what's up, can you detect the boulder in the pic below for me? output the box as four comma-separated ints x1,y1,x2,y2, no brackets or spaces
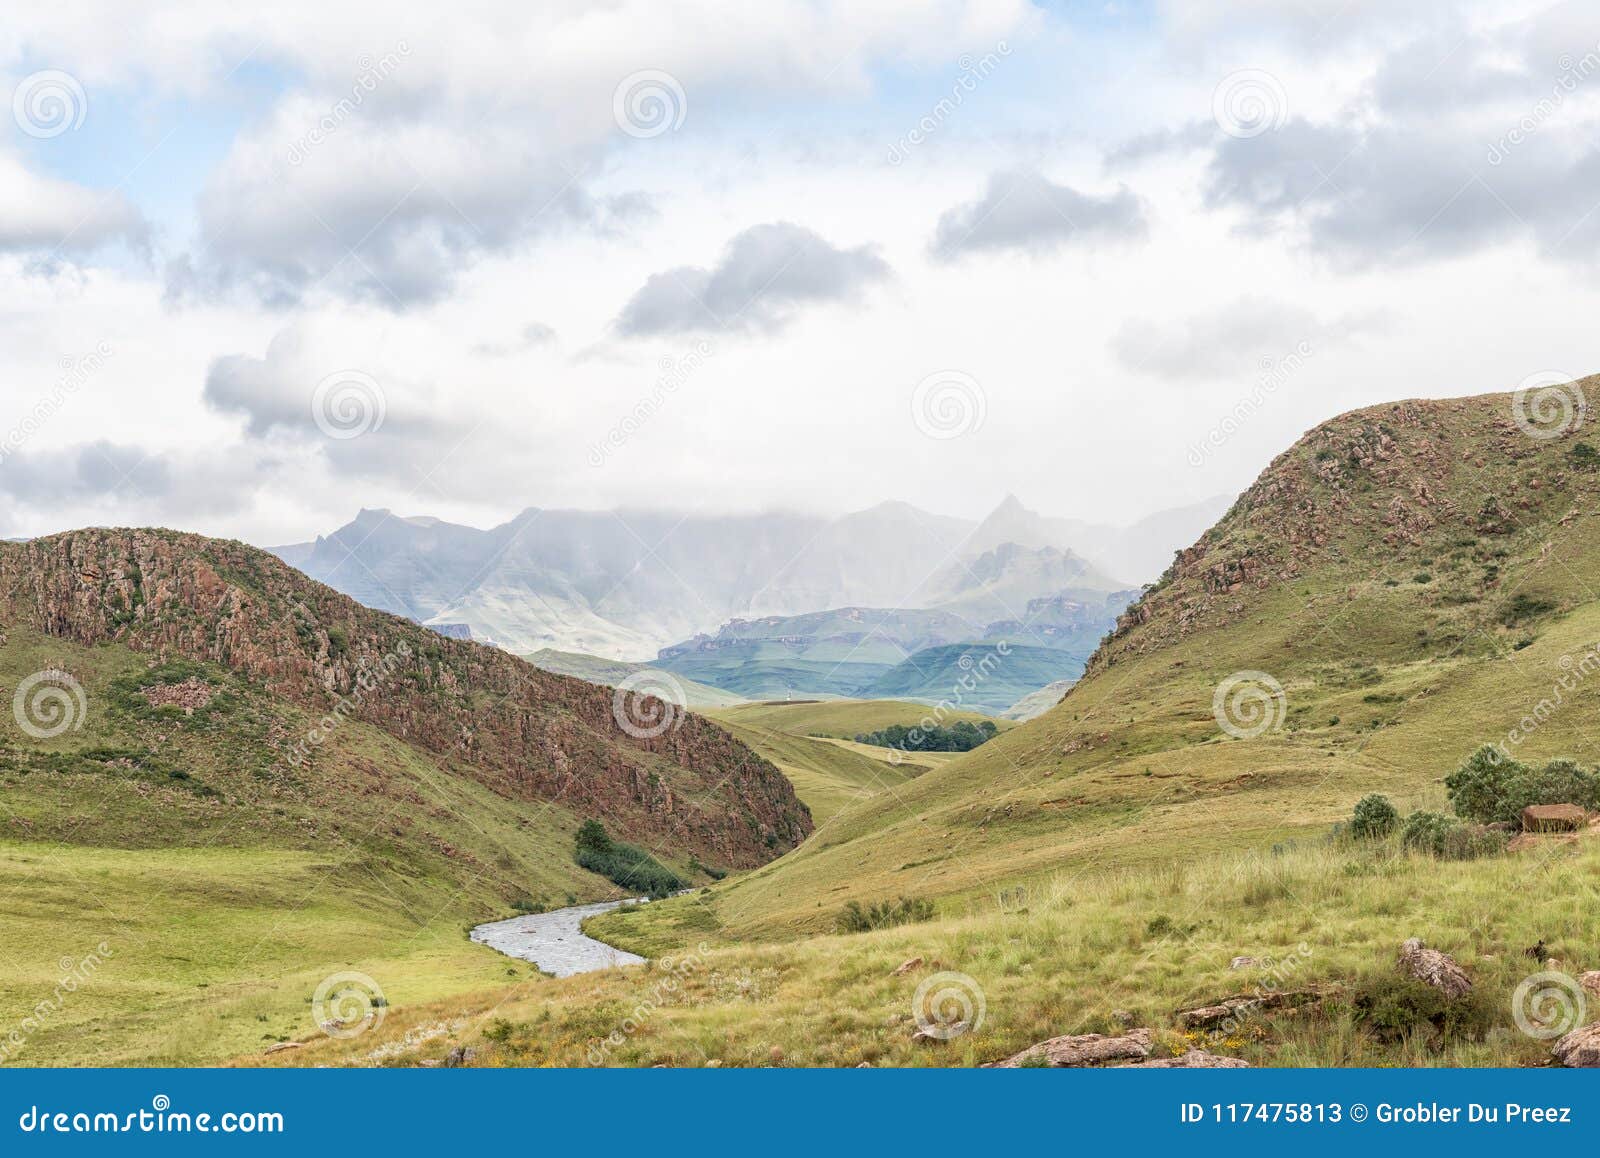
1176,988,1328,1029
1521,804,1587,833
1229,956,1258,970
1552,1022,1600,1068
1579,972,1600,1001
1398,938,1472,999
985,1028,1152,1068
891,956,924,977
263,1041,302,1055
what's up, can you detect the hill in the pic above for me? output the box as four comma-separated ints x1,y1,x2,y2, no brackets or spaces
590,383,1600,940
858,642,1091,714
0,528,809,1061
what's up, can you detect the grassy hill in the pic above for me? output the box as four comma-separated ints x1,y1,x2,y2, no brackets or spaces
521,648,747,707
858,641,1088,714
698,700,1007,825
0,529,810,1062
584,385,1600,947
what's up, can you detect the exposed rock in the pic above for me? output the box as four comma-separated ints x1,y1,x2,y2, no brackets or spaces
985,1028,1152,1068
1229,956,1258,970
1552,1022,1600,1067
263,1041,302,1055
1579,972,1600,1000
891,956,924,977
139,676,215,713
704,1059,722,1068
1522,804,1587,833
1399,938,1472,999
443,1047,477,1068
1176,989,1329,1029
1120,1050,1249,1069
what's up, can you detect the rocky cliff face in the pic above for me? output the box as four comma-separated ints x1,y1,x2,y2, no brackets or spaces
1082,385,1597,677
0,528,811,867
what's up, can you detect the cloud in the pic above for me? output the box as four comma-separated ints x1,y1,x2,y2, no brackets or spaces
930,169,1147,259
0,440,258,516
1111,298,1391,379
0,151,147,256
474,321,558,357
614,222,890,335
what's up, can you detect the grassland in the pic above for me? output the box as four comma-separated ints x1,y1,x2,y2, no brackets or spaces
521,648,747,707
255,829,1600,1068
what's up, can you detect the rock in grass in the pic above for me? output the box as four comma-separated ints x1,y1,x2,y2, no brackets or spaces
263,1041,302,1055
985,1028,1152,1068
891,956,924,976
1398,938,1472,999
1229,956,1258,970
1121,1050,1249,1068
1579,972,1600,1000
1552,1022,1600,1067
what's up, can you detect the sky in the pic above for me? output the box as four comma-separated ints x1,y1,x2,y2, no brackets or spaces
3,0,1600,545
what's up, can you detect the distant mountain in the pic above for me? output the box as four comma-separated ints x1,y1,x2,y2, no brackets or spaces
654,590,1132,710
859,643,1080,714
1050,494,1236,584
272,496,1217,659
523,647,747,708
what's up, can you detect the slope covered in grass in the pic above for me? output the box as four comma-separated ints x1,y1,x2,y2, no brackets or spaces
613,384,1600,939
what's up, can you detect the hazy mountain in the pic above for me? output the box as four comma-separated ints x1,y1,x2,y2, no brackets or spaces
1051,494,1236,584
274,496,1212,659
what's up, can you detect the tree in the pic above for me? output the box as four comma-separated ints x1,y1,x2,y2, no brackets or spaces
1350,793,1398,839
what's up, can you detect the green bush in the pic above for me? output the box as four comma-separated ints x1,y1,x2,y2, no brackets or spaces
1352,972,1495,1046
1444,745,1600,824
1400,810,1455,855
1350,793,1398,839
572,820,683,899
854,720,998,753
837,896,935,933
1399,810,1506,860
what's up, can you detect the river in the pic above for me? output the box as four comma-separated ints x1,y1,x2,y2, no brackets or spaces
469,899,646,977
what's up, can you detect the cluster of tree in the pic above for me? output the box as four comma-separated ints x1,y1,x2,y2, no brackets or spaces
574,819,683,899
1342,745,1600,860
854,719,999,753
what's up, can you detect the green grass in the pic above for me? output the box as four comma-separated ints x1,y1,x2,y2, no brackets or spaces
265,830,1600,1068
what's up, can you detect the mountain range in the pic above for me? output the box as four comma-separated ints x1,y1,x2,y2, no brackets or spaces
272,494,1230,661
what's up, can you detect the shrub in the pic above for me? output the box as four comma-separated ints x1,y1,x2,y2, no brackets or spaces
1351,972,1495,1046
1438,823,1507,861
1350,793,1398,839
837,896,935,933
572,820,683,899
1400,810,1455,855
1497,593,1556,626
1570,441,1600,468
854,720,998,753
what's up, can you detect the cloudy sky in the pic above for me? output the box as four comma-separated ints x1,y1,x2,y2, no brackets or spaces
3,0,1600,544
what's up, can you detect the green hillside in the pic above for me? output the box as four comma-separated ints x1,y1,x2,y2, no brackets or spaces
859,642,1089,714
